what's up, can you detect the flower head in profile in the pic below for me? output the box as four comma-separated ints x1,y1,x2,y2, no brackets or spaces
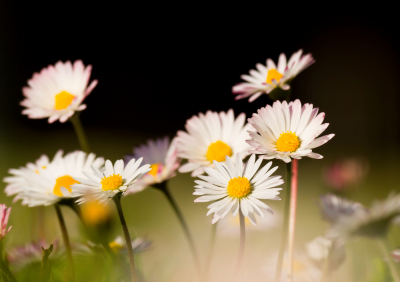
73,159,151,204
125,137,181,195
233,49,315,102
319,194,364,224
109,236,153,255
0,204,12,239
4,151,104,207
21,60,98,123
176,109,252,177
247,99,334,163
328,193,400,240
194,154,283,224
3,152,59,202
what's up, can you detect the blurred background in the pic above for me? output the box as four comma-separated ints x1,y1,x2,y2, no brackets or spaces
1,2,400,281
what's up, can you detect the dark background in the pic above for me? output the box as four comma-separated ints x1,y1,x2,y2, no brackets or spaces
1,3,399,144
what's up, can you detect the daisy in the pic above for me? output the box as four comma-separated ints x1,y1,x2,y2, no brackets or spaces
306,237,332,264
109,236,153,254
21,60,98,123
7,151,104,207
193,153,283,224
125,137,181,195
328,193,400,240
7,240,61,271
176,109,252,177
0,204,12,239
232,49,315,102
319,194,364,224
72,158,151,204
3,151,62,202
247,99,334,163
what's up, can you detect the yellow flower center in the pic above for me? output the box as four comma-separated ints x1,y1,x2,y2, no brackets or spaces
276,131,300,152
148,163,161,177
266,69,283,85
206,141,232,163
55,91,75,110
109,241,124,254
227,177,251,198
81,201,112,226
53,175,79,197
101,174,124,191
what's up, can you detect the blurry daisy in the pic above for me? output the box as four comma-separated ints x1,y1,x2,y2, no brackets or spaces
81,200,113,226
176,109,252,177
217,211,280,238
263,252,321,282
125,137,181,195
392,249,400,263
3,151,62,203
247,99,334,163
193,154,283,224
306,237,332,265
319,194,364,224
21,60,98,123
232,49,315,102
7,151,104,207
324,158,369,190
109,236,153,254
0,204,12,239
328,193,400,240
73,159,151,204
7,241,61,271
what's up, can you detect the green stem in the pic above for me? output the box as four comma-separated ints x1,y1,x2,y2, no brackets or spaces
113,195,137,282
377,238,400,282
153,182,203,281
274,162,292,282
204,222,217,282
69,113,90,153
233,210,245,280
0,240,18,282
55,205,75,282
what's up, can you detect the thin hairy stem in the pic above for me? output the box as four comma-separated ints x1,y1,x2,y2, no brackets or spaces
113,195,137,282
55,205,75,282
274,162,292,282
70,113,90,153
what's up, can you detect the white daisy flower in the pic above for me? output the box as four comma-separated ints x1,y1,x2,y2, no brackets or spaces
319,194,364,224
233,49,315,102
247,99,334,163
9,151,104,207
125,137,181,195
328,193,400,240
21,60,98,123
176,109,252,177
3,152,61,202
193,153,283,224
72,159,151,204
